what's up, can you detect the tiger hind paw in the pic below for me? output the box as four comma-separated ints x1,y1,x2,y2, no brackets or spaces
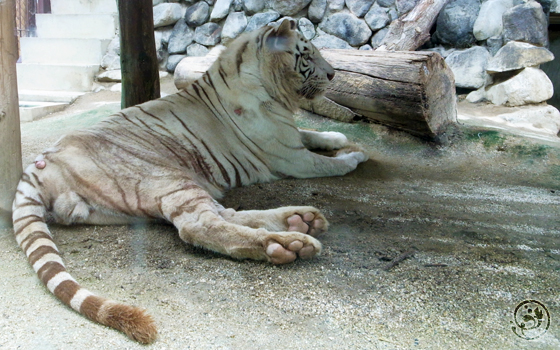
265,233,322,264
286,211,327,237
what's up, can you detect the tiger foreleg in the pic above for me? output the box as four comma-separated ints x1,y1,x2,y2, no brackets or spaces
159,189,322,264
298,129,349,151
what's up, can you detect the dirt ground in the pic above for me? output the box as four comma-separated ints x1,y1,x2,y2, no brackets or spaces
1,79,559,349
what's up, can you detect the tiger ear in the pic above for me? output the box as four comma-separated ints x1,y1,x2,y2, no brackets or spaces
266,19,296,52
276,18,297,35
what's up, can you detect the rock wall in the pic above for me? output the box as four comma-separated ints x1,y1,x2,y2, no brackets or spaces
100,0,557,108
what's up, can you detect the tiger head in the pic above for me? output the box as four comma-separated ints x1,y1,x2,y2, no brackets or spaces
222,19,335,111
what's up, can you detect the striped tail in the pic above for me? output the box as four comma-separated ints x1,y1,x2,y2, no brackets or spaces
12,173,157,344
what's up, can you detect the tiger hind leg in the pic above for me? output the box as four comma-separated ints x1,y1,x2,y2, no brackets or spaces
159,186,322,264
217,206,328,237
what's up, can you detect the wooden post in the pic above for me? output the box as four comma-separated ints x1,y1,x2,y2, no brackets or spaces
0,0,23,228
117,0,160,108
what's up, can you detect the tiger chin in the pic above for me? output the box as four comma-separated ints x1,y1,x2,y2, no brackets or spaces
12,19,368,344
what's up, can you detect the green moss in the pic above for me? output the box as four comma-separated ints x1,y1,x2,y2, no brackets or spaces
465,130,506,149
508,144,550,158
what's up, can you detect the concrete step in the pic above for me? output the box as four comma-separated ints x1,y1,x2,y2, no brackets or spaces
36,14,118,39
19,101,69,122
17,63,100,92
20,38,111,65
18,90,86,103
50,0,117,14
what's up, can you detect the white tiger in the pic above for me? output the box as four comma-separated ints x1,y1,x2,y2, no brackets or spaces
12,19,368,343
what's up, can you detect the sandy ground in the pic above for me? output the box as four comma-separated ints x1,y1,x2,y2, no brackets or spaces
1,79,559,349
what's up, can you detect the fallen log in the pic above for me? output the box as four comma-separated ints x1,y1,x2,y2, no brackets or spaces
174,49,457,140
318,49,457,139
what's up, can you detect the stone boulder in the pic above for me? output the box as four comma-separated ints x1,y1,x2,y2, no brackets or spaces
245,11,280,32
329,0,346,11
187,43,210,57
270,0,313,16
319,12,372,46
487,41,555,73
434,0,481,48
365,4,391,31
101,36,120,70
210,0,232,21
445,46,491,89
298,17,316,40
153,3,184,28
243,0,266,14
485,67,553,106
502,1,548,46
311,29,353,49
222,11,247,41
168,20,195,54
473,0,514,41
379,0,396,6
397,0,420,15
185,1,210,27
346,0,375,17
194,22,222,46
167,54,187,72
308,0,327,22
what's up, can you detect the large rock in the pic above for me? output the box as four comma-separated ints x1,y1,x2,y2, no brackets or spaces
346,0,375,17
378,0,396,6
397,0,420,15
503,1,548,46
184,1,210,27
311,29,353,49
210,0,232,21
328,0,346,11
485,67,553,106
459,103,560,136
245,11,280,32
445,46,491,89
269,0,313,16
167,54,187,72
101,36,120,70
155,26,174,46
153,3,184,28
309,0,327,22
365,4,391,31
487,41,555,73
319,12,372,46
222,11,247,41
298,17,316,40
370,27,389,49
243,0,266,14
434,0,481,48
194,22,222,46
187,43,210,57
168,20,195,55
473,0,513,41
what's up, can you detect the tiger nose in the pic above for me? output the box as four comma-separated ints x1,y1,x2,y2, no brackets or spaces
327,72,335,81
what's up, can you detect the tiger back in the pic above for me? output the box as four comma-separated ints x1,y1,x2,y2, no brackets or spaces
12,19,367,343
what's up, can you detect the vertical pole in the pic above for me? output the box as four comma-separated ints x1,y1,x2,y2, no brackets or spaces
0,0,23,228
117,0,161,109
